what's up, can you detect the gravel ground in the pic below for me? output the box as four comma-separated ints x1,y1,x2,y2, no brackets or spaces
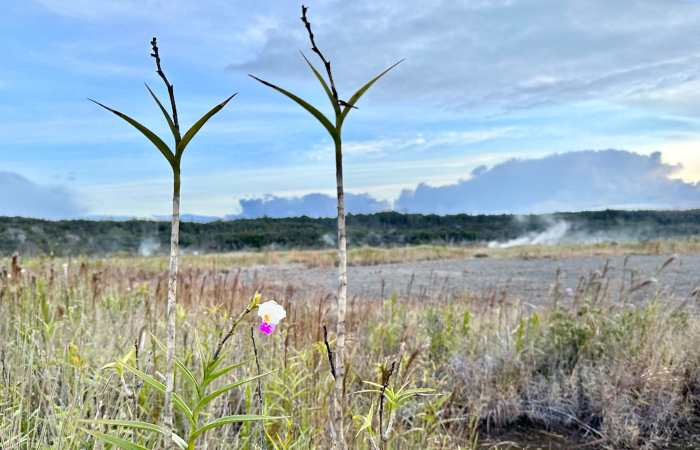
236,254,700,304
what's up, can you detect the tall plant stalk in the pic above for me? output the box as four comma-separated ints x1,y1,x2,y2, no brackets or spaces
90,37,235,449
250,6,401,447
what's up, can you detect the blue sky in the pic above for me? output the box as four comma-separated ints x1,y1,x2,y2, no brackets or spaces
3,0,700,218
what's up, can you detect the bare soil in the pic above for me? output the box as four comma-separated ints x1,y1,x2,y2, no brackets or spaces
235,254,699,305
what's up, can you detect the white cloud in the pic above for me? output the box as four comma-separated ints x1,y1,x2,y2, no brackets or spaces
395,150,700,214
0,172,85,219
232,0,700,113
306,129,515,159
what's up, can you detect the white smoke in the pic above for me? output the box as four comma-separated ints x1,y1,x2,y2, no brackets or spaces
488,221,571,248
138,237,161,257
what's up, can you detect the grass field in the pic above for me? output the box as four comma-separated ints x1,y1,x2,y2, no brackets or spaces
2,243,700,449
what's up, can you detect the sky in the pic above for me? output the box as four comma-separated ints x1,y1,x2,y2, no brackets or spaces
3,0,700,219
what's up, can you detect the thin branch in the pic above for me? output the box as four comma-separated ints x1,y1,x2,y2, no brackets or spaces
323,325,337,379
150,37,180,135
212,292,259,362
378,361,395,448
250,327,267,450
301,5,338,101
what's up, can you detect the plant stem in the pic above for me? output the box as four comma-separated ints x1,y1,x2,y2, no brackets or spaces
333,138,348,450
251,327,267,450
164,171,180,450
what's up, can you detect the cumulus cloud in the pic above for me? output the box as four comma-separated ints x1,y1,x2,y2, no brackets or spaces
0,172,84,219
229,192,391,219
232,0,700,112
395,150,700,214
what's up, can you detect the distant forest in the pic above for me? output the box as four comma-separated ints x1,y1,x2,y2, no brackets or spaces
2,209,700,257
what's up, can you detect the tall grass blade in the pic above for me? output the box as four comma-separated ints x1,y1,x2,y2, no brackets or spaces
80,428,150,450
193,371,274,417
248,75,340,143
119,363,193,422
338,60,404,127
151,333,199,396
88,99,177,170
145,84,181,143
176,93,236,158
189,415,286,440
300,52,340,115
81,420,187,449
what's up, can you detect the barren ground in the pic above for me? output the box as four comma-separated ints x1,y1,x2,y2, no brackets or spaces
236,253,699,305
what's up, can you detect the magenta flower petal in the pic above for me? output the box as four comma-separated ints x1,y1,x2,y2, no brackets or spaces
259,322,275,335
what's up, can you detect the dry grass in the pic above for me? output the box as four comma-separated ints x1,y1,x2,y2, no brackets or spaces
1,247,700,449
5,239,700,274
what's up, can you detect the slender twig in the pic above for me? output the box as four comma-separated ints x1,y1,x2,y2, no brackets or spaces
378,361,395,449
132,339,139,443
250,327,267,450
301,5,338,101
323,325,337,379
150,37,180,134
212,292,259,362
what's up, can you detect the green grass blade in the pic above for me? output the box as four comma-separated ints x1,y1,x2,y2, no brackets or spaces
119,363,193,422
193,371,274,418
80,420,187,449
337,59,403,128
150,333,199,397
190,415,286,441
145,84,181,144
205,348,230,376
176,94,236,159
300,52,340,116
194,331,208,380
201,358,254,392
88,99,177,171
249,75,340,143
80,427,149,450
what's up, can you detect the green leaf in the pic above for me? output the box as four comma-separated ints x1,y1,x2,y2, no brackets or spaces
145,84,181,144
353,404,374,437
88,99,178,171
193,371,274,418
205,348,230,377
249,75,340,143
189,415,285,441
176,94,236,159
300,52,340,116
150,333,199,397
80,420,187,449
119,363,193,423
80,427,149,450
337,59,403,129
194,331,208,380
201,358,254,393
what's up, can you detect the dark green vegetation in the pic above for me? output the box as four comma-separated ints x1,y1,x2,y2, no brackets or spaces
3,209,700,257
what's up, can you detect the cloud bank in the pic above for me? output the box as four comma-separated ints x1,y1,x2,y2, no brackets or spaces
228,192,391,219
396,150,700,214
0,172,84,219
3,150,698,220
